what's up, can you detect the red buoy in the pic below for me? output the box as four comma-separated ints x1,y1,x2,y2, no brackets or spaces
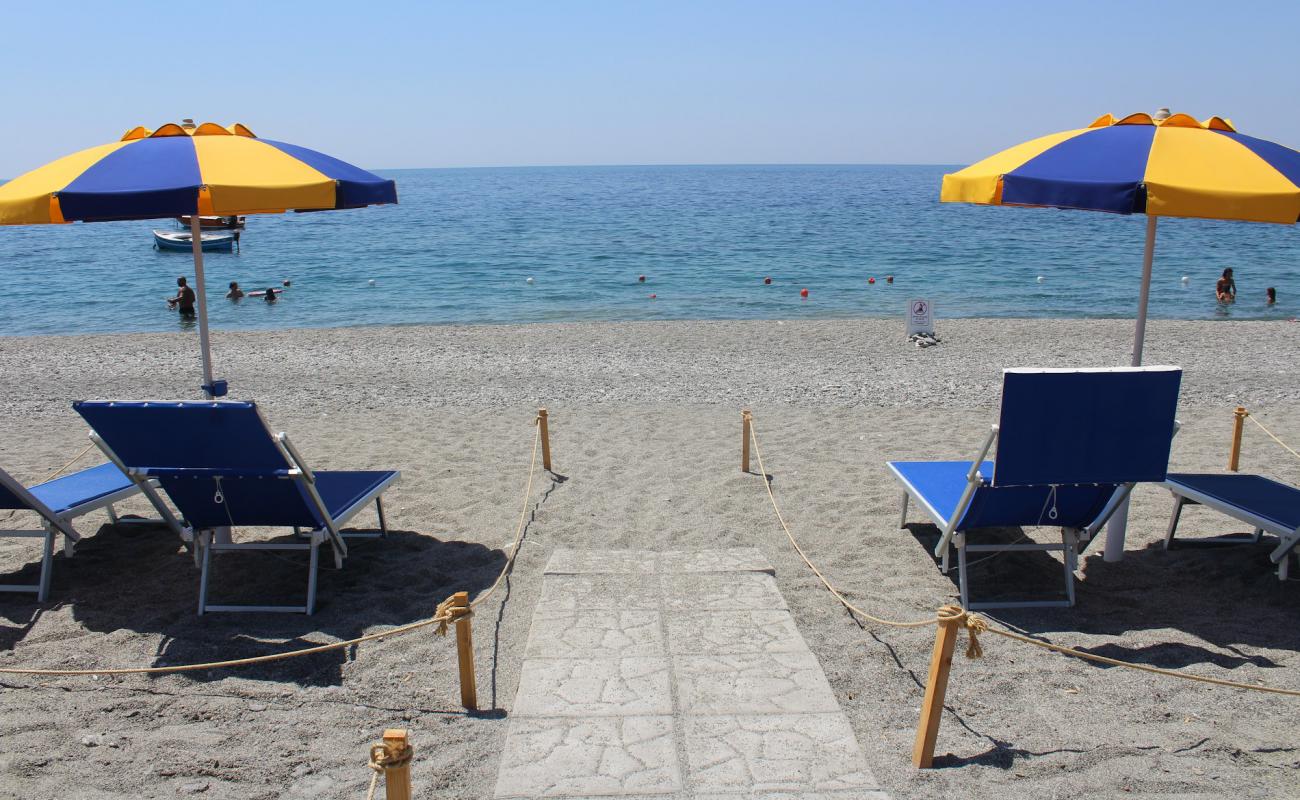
763,277,772,285
800,288,809,298
638,275,646,283
886,275,894,284
868,277,876,284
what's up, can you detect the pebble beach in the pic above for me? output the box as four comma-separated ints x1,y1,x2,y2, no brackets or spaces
1,317,1298,799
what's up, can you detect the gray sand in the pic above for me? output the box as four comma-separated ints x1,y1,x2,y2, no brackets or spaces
0,318,1297,799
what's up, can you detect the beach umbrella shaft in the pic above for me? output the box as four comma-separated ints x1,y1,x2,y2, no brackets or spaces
187,217,217,397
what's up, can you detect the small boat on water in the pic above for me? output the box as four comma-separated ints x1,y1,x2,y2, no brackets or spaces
176,215,245,230
153,229,237,252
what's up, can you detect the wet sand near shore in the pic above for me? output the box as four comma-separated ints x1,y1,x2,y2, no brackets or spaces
1,318,1297,799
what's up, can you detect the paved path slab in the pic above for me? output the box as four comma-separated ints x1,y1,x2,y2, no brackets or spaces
494,548,887,799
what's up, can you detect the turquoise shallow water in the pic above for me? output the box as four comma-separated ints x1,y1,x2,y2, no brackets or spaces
0,164,1295,336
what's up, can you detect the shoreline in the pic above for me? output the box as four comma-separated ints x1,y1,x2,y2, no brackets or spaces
1,312,1293,342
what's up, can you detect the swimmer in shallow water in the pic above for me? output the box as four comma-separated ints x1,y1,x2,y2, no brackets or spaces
264,287,278,304
1267,287,1276,305
168,276,196,317
1216,267,1236,303
226,281,244,300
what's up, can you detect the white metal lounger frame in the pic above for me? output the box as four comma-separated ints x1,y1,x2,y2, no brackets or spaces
0,466,146,602
892,424,1139,610
1162,481,1300,580
88,405,396,615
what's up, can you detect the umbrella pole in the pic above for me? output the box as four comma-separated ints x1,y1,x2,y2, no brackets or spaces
1103,215,1159,562
190,216,216,399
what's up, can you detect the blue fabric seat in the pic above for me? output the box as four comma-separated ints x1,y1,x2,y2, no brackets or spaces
0,461,148,602
1162,473,1300,578
73,401,400,615
889,366,1183,609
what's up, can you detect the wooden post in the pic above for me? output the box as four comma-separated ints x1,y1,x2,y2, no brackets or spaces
741,410,752,473
538,408,552,472
1228,406,1248,472
912,607,961,769
379,729,412,800
451,591,478,711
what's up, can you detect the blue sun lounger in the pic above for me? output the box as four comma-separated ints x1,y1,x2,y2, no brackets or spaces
1162,473,1300,579
73,401,400,615
0,461,164,601
888,366,1183,609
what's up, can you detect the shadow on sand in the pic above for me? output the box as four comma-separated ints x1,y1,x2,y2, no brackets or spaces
0,520,506,686
904,520,1300,672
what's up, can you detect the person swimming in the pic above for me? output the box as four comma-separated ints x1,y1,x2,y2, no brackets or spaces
264,287,278,304
1216,267,1236,303
226,281,244,300
1267,287,1277,306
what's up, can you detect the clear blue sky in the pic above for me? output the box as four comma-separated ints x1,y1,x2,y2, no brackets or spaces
3,1,1298,176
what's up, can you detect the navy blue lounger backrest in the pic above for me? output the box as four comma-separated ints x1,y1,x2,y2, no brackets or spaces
993,366,1182,487
73,401,324,529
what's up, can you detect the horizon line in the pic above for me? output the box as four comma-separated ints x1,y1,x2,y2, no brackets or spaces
371,161,963,172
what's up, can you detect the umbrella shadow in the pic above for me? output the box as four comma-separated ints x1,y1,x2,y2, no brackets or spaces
903,521,1300,669
0,520,506,686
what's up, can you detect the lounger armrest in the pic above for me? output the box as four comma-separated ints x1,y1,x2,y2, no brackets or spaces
934,425,999,557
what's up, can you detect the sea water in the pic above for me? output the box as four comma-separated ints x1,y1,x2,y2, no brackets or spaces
0,164,1295,336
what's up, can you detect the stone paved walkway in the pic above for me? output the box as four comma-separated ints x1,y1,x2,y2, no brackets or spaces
493,548,888,799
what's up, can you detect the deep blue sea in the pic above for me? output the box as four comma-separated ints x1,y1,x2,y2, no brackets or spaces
1,165,1296,336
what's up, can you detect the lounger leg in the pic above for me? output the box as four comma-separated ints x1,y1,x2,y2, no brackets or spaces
105,504,119,525
306,534,321,616
197,531,213,616
1253,528,1264,544
956,534,970,610
899,492,909,529
1280,554,1291,582
37,526,55,603
940,537,951,574
1163,496,1187,550
376,496,389,537
1062,529,1078,607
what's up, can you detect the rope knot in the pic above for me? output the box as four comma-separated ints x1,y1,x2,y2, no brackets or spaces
936,604,985,659
368,742,413,773
433,594,471,636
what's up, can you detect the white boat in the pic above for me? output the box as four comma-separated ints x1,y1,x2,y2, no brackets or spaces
152,229,236,252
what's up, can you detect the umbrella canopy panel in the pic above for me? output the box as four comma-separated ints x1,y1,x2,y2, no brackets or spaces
942,113,1300,224
0,122,396,225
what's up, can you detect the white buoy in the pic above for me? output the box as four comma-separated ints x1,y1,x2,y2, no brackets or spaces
1036,276,1045,283
526,277,534,284
368,279,376,286
1181,276,1190,284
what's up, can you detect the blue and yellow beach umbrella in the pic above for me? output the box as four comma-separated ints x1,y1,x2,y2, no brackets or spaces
0,121,396,397
942,111,1300,562
943,112,1300,224
0,121,395,225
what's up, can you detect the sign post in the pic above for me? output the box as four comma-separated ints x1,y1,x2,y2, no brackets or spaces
906,299,934,337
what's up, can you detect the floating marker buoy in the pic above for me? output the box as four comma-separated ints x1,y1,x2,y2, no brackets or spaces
649,293,656,299
638,275,646,283
886,275,894,284
1181,276,1190,284
1036,276,1045,283
800,288,809,298
763,277,772,285
368,279,376,286
282,279,292,287
526,277,534,284
868,277,876,284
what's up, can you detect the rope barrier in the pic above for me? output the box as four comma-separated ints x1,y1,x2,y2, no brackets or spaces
747,421,937,629
1246,412,1300,463
366,737,414,800
744,412,1300,697
0,419,544,678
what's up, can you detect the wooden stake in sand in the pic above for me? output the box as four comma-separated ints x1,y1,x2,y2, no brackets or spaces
369,729,413,800
1228,406,1248,472
538,408,553,472
741,410,752,473
449,591,478,711
913,606,961,768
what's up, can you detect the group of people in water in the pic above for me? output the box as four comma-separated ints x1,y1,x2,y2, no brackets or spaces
1216,267,1277,306
166,276,286,316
